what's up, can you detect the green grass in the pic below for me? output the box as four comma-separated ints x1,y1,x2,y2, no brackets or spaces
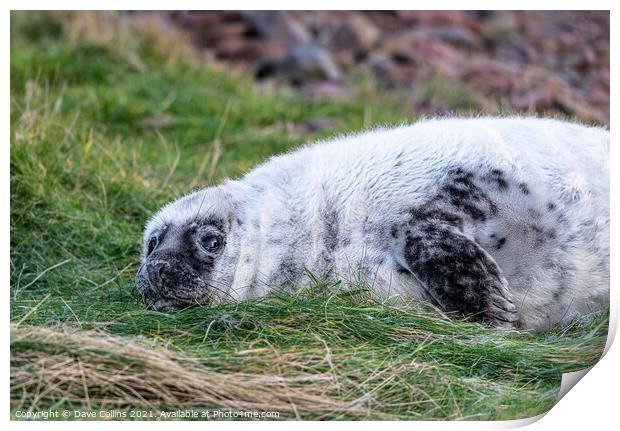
10,12,608,421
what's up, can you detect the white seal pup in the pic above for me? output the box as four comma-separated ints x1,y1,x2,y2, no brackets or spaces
135,117,609,332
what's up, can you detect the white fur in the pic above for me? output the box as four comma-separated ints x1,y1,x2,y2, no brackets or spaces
144,117,609,331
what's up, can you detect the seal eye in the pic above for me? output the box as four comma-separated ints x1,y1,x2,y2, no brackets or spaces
200,234,223,252
146,237,157,256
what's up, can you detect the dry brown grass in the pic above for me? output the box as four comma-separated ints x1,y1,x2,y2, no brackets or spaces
10,325,364,419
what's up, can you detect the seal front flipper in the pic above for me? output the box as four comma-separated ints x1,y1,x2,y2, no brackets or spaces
394,218,518,328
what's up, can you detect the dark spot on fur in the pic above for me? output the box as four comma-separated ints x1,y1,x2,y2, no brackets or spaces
320,205,339,252
518,183,530,195
275,256,301,287
531,224,544,233
410,208,464,231
483,168,509,191
528,208,542,218
424,224,437,234
400,217,514,324
437,168,499,221
552,280,568,301
495,237,507,250
314,203,340,277
453,172,474,184
463,204,486,221
391,226,399,238
446,185,471,201
547,202,556,211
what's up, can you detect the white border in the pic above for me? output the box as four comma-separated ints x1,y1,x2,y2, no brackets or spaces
4,2,617,429
2,1,617,10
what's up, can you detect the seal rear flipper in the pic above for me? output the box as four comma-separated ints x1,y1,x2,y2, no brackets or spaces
395,218,518,328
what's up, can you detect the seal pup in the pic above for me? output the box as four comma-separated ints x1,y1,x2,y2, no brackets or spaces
135,117,609,332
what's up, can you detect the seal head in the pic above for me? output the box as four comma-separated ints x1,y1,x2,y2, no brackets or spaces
135,186,240,311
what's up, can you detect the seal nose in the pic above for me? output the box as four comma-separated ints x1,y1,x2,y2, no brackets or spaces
147,260,169,285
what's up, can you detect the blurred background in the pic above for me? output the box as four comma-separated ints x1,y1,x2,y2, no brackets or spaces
156,11,608,122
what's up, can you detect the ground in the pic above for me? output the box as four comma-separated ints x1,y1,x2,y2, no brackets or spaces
10,12,608,420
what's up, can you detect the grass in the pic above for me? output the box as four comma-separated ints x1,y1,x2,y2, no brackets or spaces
10,12,608,420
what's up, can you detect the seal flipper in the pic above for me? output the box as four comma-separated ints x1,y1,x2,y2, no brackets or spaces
396,218,518,328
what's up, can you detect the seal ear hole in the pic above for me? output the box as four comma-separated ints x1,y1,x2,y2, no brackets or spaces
147,237,157,256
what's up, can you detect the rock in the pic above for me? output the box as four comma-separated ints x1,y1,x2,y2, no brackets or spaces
169,11,246,48
199,22,249,45
481,11,519,41
397,10,476,30
543,75,608,123
169,11,232,29
162,10,609,124
331,14,381,54
215,39,283,62
462,58,521,92
280,44,342,83
409,39,465,78
253,58,281,80
380,33,418,65
244,11,311,48
510,90,553,111
413,26,482,50
301,81,351,100
366,53,416,87
331,50,356,68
